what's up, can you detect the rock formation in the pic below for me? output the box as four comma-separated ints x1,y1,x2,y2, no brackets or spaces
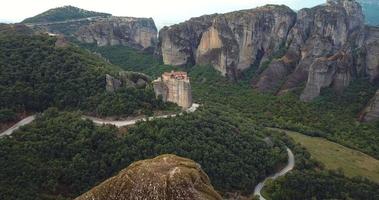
360,90,379,122
75,17,157,50
153,71,193,109
105,74,122,92
24,7,157,51
157,0,379,101
157,5,296,76
75,154,222,200
105,72,150,92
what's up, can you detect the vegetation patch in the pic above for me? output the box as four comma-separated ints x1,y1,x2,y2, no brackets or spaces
0,108,287,199
272,128,379,183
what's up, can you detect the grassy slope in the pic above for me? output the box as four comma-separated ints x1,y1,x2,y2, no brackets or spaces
270,128,379,183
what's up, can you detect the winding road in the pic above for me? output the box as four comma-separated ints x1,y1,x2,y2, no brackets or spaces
0,103,294,200
253,147,295,200
0,115,36,138
82,103,199,127
0,103,200,137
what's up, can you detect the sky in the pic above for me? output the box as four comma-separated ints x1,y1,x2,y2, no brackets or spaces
0,0,325,28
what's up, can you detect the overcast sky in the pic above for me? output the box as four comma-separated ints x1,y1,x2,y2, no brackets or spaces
0,0,325,28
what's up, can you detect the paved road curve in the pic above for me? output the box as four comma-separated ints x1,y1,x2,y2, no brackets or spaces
0,115,36,138
83,103,200,127
0,104,200,136
253,147,295,200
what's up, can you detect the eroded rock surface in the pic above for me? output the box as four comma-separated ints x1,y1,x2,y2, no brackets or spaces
75,17,157,50
105,72,150,92
257,0,366,99
360,90,379,122
157,5,296,76
75,154,222,200
158,0,379,101
26,15,157,51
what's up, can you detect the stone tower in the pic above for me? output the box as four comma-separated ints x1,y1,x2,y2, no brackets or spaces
153,71,193,109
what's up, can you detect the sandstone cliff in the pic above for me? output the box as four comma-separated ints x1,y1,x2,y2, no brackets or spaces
157,5,296,76
157,0,379,101
360,90,379,122
75,154,222,200
75,17,157,50
24,7,157,50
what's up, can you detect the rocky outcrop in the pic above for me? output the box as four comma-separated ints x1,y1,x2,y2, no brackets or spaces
257,0,378,100
158,0,379,101
153,71,193,109
24,8,157,51
105,74,122,92
157,5,296,76
256,0,366,99
75,17,157,50
158,15,216,67
363,26,379,83
75,154,222,200
105,72,150,92
360,90,379,122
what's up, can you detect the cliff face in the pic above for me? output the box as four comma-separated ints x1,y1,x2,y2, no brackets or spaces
158,0,379,101
157,5,296,76
364,26,379,83
360,90,379,122
158,15,216,67
75,17,157,50
75,154,222,200
24,8,157,51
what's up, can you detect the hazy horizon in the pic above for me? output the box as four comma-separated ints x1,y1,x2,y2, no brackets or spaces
1,0,325,28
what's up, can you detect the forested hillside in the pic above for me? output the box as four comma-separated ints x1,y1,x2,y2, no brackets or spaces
0,107,287,199
22,6,111,24
78,38,379,159
0,25,168,118
76,36,379,198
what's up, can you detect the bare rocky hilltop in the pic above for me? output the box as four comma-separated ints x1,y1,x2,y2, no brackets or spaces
157,0,379,102
75,154,222,200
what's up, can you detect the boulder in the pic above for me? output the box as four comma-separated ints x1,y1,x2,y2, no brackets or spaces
75,154,222,200
105,74,121,92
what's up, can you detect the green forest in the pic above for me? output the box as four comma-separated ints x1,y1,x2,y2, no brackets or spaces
75,44,379,198
0,108,286,199
22,6,111,24
1,24,379,199
0,27,169,118
91,45,377,159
